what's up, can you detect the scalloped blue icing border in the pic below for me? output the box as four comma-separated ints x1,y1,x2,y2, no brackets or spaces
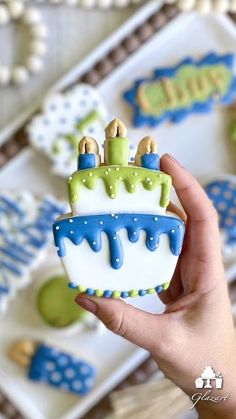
123,52,236,127
68,280,170,299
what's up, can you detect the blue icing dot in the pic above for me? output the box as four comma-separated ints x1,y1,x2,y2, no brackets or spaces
86,288,95,296
68,282,78,289
155,285,163,293
139,290,147,297
53,214,185,270
121,291,129,299
104,290,112,298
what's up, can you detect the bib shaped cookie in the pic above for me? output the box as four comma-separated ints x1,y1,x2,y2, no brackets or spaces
53,119,185,298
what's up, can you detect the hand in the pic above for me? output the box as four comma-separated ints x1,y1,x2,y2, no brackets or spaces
76,154,236,418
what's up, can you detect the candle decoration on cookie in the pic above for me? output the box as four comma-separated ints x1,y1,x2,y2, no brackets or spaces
78,136,101,170
135,136,160,170
123,52,236,127
53,118,185,299
9,340,96,396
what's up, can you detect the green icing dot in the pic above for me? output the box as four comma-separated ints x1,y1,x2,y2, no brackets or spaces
147,288,155,294
37,276,86,329
95,289,104,297
112,291,121,299
130,290,139,298
69,166,171,209
163,282,170,290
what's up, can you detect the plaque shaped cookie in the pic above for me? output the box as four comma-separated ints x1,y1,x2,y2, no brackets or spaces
124,52,236,127
53,119,185,298
27,84,109,177
0,191,65,313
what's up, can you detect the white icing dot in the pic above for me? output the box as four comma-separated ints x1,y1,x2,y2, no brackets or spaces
73,195,77,200
84,221,88,224
46,362,55,372
150,237,154,241
111,194,115,198
70,230,74,234
146,177,151,181
51,372,62,383
73,381,82,390
178,225,182,229
115,215,118,219
109,186,113,189
65,368,76,379
93,241,96,245
108,168,111,172
58,356,69,366
111,214,115,217
133,232,137,235
69,219,73,223
134,172,138,176
68,176,72,182
133,218,138,222
55,226,60,230
171,229,175,234
154,217,158,221
82,179,86,183
116,258,120,263
116,167,120,171
113,236,117,240
118,176,122,181
80,365,90,375
131,184,134,188
88,173,93,177
100,221,104,225
105,171,109,175
149,181,153,186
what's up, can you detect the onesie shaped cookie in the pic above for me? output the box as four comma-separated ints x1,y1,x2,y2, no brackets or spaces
53,119,185,298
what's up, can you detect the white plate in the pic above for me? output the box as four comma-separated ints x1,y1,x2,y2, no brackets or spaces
1,4,236,419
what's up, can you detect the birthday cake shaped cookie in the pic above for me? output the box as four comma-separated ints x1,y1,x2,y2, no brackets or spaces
53,119,185,298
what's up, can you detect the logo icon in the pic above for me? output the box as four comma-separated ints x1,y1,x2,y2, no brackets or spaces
195,366,223,390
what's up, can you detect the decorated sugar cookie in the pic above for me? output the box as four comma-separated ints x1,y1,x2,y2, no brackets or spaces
124,53,236,127
9,340,96,396
27,84,109,177
0,191,65,314
53,119,185,299
205,176,236,263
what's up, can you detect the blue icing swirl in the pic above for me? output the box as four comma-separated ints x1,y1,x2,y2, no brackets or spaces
205,180,236,245
53,214,185,270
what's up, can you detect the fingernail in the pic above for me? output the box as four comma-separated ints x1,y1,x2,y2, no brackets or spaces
164,153,182,167
75,296,98,314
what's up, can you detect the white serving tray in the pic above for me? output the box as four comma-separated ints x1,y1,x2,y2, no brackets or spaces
1,3,236,419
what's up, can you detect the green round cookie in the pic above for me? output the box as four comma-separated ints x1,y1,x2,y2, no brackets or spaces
37,276,86,328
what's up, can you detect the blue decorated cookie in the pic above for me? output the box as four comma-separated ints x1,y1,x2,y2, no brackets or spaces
123,52,236,127
9,340,96,395
205,177,236,262
53,119,185,298
0,191,65,314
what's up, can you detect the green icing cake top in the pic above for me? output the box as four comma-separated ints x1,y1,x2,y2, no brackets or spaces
69,166,171,208
37,276,86,328
138,64,232,117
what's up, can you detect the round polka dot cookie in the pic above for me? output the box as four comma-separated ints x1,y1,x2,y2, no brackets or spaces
53,118,186,299
205,174,236,263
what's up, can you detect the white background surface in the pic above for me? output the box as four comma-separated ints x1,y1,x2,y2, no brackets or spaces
0,2,140,131
1,4,236,419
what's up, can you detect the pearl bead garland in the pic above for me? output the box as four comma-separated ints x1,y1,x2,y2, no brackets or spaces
0,2,47,86
165,0,236,13
19,0,143,8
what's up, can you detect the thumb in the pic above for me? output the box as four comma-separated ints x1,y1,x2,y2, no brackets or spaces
75,295,167,353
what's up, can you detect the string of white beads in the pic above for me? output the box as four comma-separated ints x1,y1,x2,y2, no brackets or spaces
13,0,143,8
0,1,47,86
165,0,236,13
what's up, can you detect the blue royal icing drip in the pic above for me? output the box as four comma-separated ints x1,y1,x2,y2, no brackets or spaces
123,52,236,127
29,344,96,396
205,180,236,245
53,214,185,270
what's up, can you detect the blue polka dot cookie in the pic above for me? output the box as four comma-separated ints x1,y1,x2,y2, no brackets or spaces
9,340,96,396
205,176,236,262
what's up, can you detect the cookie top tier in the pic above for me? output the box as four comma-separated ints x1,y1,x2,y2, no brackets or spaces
68,119,172,216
